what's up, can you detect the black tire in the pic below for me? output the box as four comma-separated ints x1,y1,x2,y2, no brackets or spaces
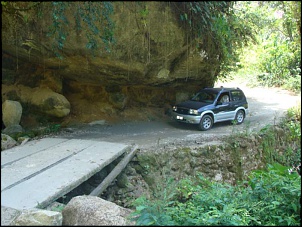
235,110,245,124
199,115,213,131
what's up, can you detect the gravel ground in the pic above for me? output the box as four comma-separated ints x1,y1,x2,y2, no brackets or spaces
54,81,301,151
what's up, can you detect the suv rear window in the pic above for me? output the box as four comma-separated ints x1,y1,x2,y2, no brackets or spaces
230,90,245,101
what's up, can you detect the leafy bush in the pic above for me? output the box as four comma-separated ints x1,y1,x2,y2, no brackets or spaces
130,177,177,226
283,75,301,93
130,164,301,226
258,105,301,169
247,163,301,225
286,105,301,123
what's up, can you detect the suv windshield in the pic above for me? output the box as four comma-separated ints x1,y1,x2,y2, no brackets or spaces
191,91,217,103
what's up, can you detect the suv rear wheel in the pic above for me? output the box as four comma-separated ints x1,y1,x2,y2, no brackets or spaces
199,115,213,131
235,110,245,124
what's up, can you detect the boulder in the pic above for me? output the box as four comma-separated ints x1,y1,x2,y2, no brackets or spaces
30,88,71,118
1,134,17,151
2,100,22,128
4,207,62,226
62,195,135,226
1,206,21,226
2,85,70,118
2,125,24,135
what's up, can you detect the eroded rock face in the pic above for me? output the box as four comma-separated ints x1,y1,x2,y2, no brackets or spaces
2,2,220,125
2,2,219,86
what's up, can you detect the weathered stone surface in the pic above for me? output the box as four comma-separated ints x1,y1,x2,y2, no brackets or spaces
62,195,135,226
2,124,24,135
2,2,220,126
2,100,22,128
1,134,17,151
1,206,21,226
2,1,219,121
116,173,129,188
17,136,30,145
39,71,63,93
128,137,268,190
2,68,17,85
10,208,62,226
30,88,70,117
2,2,219,87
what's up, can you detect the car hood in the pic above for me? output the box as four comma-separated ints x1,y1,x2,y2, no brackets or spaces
177,100,210,109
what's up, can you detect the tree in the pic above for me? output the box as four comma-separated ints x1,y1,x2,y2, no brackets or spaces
230,1,301,91
169,2,257,77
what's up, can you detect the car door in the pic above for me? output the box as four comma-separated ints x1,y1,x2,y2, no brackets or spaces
214,92,233,121
229,90,245,114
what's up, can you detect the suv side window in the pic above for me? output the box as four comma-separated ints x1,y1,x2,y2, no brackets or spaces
230,90,244,101
218,92,230,103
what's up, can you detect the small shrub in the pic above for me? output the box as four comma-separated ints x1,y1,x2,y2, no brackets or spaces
283,76,301,93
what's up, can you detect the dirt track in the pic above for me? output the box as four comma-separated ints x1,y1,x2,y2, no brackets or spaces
57,81,301,151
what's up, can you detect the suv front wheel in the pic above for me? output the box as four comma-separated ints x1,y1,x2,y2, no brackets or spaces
235,110,245,124
199,115,213,131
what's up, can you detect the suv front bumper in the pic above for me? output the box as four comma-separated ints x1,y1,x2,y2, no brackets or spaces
172,112,201,124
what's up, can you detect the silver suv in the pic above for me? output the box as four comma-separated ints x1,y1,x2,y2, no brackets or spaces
172,87,249,131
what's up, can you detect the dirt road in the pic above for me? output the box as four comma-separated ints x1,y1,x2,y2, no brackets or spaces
57,82,301,151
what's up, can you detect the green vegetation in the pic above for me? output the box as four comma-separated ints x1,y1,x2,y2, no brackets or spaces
130,164,300,226
50,203,66,212
170,2,256,76
224,1,301,93
130,105,301,226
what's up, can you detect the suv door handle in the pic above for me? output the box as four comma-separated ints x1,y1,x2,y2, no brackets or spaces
219,104,229,107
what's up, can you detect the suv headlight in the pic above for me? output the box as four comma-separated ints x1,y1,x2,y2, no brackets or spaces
172,106,177,111
189,109,198,115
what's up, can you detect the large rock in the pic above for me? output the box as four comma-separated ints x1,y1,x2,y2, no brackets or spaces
62,195,135,226
1,206,21,226
30,88,70,118
2,100,22,127
10,208,62,226
2,125,24,135
1,134,17,151
2,85,70,118
1,206,62,226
